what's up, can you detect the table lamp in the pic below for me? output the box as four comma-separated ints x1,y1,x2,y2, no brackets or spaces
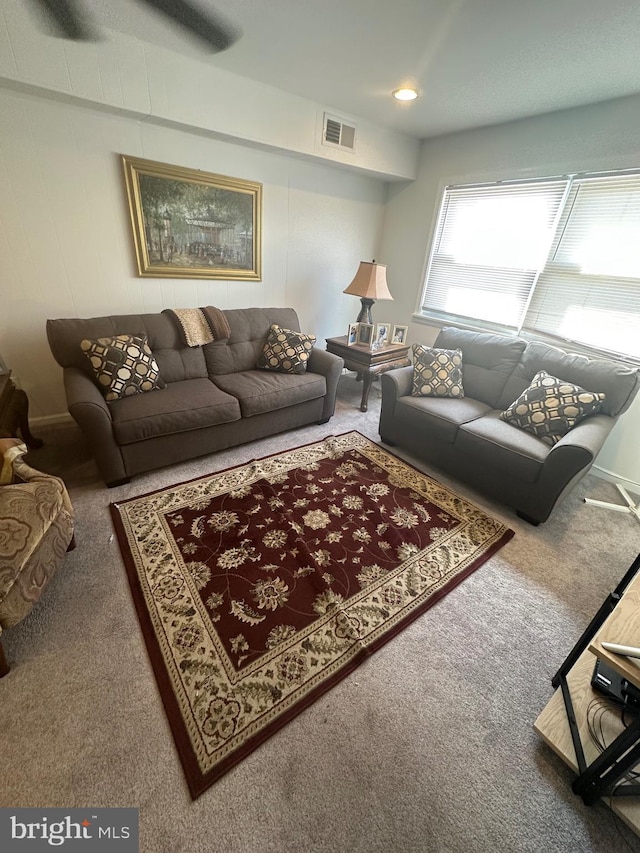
343,260,393,325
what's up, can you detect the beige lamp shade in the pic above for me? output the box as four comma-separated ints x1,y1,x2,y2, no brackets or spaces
343,261,393,301
343,261,393,325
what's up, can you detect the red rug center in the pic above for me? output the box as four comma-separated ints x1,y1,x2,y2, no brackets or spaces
165,450,459,669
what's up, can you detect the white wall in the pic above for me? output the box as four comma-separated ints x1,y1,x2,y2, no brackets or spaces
0,0,420,423
0,87,386,418
0,0,419,181
377,93,640,488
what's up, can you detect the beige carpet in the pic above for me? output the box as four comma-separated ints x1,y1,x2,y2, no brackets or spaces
2,374,640,852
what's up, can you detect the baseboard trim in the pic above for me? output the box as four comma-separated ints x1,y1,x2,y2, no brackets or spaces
30,413,74,427
592,464,640,494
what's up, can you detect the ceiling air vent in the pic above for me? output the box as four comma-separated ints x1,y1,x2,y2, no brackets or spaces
322,113,356,151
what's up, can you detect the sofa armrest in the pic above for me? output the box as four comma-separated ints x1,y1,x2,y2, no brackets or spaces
0,451,74,582
0,438,27,484
307,348,344,422
307,347,343,378
11,456,74,521
521,414,616,523
63,368,128,485
0,444,74,646
381,366,413,400
65,367,111,417
549,413,614,459
379,366,413,440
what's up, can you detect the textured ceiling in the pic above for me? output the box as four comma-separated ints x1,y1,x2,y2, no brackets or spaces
37,0,640,139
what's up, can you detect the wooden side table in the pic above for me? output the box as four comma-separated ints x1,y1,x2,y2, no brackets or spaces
0,371,43,449
326,335,411,412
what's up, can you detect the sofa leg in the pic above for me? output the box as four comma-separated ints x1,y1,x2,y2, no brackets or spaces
67,534,77,552
380,436,396,446
517,510,541,526
0,641,9,678
317,418,330,425
107,477,131,488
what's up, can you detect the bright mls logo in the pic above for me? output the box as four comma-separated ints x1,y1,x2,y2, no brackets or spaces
0,809,139,851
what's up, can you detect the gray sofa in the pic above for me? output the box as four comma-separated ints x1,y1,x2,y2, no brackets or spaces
46,307,344,486
379,326,640,524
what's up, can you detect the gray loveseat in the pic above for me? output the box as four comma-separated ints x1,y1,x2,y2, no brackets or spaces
47,307,344,486
379,326,640,524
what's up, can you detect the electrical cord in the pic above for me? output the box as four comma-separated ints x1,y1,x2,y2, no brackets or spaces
586,698,640,781
586,697,640,852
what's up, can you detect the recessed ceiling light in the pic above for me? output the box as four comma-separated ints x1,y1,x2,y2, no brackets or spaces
392,88,419,102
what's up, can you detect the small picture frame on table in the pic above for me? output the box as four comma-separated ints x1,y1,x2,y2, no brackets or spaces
374,323,389,348
347,323,359,345
391,324,408,345
357,323,373,346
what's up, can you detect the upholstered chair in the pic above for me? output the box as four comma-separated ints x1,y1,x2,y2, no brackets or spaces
0,439,75,676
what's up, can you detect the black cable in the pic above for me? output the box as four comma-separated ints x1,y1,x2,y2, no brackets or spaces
585,698,640,851
586,698,640,784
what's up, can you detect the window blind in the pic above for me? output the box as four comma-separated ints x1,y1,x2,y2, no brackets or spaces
420,171,640,360
422,180,568,329
525,174,640,358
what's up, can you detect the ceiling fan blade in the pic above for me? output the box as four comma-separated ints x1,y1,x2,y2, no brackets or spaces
135,0,241,52
29,0,97,41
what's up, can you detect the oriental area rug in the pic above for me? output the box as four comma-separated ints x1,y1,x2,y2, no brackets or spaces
110,431,514,798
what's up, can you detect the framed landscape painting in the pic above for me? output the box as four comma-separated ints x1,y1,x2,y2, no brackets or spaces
122,155,262,280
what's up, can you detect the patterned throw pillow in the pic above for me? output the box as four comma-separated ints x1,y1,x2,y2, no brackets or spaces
411,344,464,397
500,370,605,446
256,324,316,374
81,334,164,402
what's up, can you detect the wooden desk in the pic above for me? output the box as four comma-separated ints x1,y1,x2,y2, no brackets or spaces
0,371,43,449
326,336,410,412
589,581,640,681
534,556,640,834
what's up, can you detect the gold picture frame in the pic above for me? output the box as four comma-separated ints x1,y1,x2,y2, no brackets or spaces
122,155,262,280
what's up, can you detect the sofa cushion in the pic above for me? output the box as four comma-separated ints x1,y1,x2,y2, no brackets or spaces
204,308,302,375
411,344,464,397
497,340,640,418
110,379,241,445
434,327,527,408
457,411,550,484
47,313,208,382
80,334,165,401
256,325,316,374
394,396,491,444
212,370,326,418
499,370,605,446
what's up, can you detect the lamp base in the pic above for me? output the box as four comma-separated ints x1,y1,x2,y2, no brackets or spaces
356,298,374,326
